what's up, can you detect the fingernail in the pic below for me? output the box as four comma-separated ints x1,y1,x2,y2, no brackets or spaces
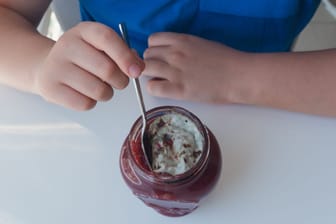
128,64,141,78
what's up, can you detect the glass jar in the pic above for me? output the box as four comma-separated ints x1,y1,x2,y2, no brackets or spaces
120,106,222,217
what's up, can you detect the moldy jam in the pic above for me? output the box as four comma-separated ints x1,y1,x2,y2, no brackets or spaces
120,106,222,217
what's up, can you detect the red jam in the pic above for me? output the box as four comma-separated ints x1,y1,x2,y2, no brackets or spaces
120,106,222,217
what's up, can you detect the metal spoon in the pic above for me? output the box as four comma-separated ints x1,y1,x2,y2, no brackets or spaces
118,23,152,170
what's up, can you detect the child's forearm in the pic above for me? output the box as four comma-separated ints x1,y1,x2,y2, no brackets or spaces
239,49,336,117
0,5,54,93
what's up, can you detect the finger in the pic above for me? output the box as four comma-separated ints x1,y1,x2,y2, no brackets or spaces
47,84,97,111
146,78,183,99
143,46,171,61
144,45,187,68
143,59,176,80
61,63,114,102
69,38,129,89
148,32,188,47
76,22,144,78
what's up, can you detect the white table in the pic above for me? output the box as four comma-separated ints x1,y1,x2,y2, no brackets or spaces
0,82,335,224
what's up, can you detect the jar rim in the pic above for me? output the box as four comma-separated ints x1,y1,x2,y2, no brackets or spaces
127,105,210,184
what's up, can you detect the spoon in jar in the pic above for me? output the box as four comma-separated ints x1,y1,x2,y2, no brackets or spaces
118,23,152,171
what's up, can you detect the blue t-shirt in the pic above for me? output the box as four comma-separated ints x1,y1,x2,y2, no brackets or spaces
79,0,320,54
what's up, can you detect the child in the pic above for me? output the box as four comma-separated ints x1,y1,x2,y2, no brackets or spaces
1,0,336,117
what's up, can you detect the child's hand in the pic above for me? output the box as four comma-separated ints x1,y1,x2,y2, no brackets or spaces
33,22,144,110
143,32,252,104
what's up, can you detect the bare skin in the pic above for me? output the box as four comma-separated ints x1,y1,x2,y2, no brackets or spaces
1,1,336,117
143,32,336,117
0,0,144,111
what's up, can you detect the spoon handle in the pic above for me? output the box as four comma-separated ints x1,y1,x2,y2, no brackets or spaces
118,23,147,122
132,78,147,123
119,23,152,170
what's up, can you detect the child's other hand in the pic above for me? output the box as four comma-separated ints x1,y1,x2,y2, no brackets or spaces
33,22,144,110
143,32,252,104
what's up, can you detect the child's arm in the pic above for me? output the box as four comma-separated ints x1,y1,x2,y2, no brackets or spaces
0,1,144,110
143,32,336,117
0,1,53,93
242,49,336,117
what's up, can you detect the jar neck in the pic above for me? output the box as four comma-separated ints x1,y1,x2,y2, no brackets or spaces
127,106,211,186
